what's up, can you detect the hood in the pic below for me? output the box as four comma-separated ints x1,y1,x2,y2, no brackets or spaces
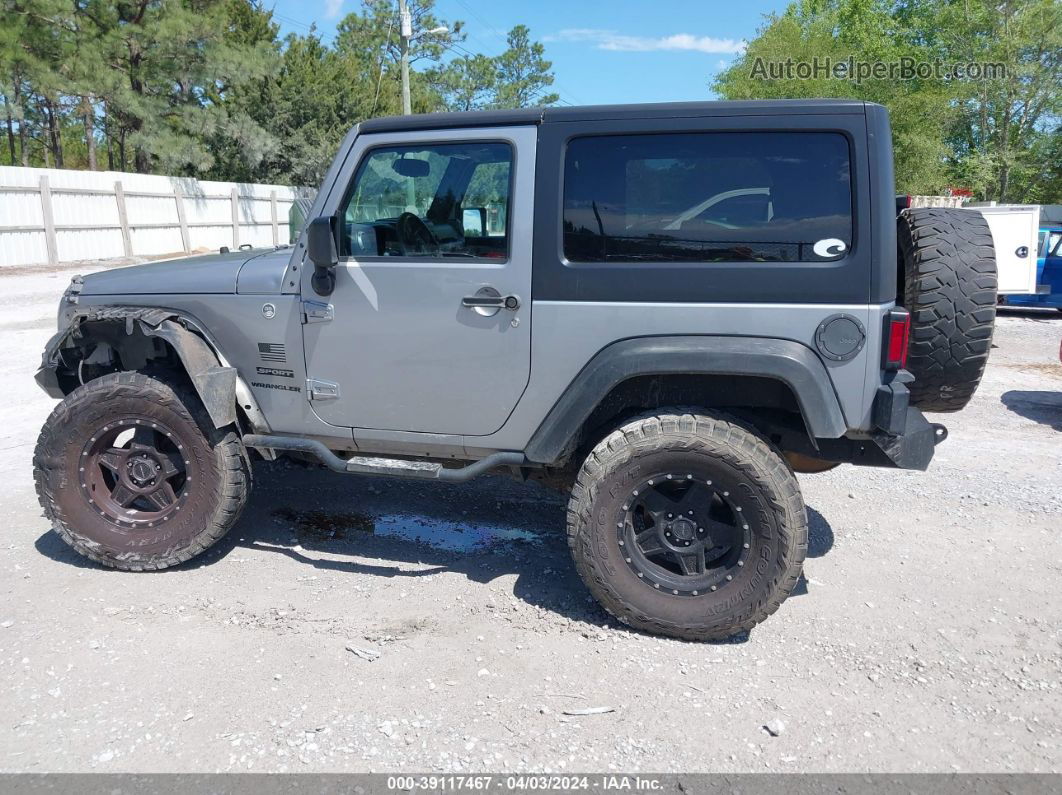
78,250,259,296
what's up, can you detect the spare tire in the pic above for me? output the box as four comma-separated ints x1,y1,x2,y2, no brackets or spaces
897,208,997,412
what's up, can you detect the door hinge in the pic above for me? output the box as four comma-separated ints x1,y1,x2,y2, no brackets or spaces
302,300,334,324
306,378,340,401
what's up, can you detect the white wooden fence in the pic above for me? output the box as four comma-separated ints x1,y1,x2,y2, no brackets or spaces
0,166,313,268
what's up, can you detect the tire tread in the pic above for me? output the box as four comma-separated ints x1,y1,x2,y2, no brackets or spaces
32,371,250,571
566,409,807,642
898,208,997,412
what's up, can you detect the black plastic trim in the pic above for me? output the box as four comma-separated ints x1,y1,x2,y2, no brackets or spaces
524,335,849,464
358,99,869,135
872,382,910,435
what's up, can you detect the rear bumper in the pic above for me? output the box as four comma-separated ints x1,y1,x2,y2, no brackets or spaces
865,407,946,470
788,405,946,472
811,408,945,471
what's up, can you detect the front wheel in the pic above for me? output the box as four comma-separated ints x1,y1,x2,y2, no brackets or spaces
567,411,807,641
33,371,251,570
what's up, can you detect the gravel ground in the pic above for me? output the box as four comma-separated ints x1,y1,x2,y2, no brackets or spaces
0,265,1060,773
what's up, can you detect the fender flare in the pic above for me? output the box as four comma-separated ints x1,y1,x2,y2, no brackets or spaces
523,335,849,464
36,306,262,431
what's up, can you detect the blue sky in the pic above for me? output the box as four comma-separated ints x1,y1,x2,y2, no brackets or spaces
267,0,788,105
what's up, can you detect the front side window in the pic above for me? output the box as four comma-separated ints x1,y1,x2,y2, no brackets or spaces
563,132,853,263
339,141,512,259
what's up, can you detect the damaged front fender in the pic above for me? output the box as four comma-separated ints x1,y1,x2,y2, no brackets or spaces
37,306,239,430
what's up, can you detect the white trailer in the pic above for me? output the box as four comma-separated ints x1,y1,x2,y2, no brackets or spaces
963,203,1041,295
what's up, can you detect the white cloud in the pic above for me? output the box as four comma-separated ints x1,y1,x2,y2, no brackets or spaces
545,28,745,55
324,0,343,19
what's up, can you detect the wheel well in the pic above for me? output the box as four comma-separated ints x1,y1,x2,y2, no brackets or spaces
47,315,244,432
52,320,189,395
569,373,811,464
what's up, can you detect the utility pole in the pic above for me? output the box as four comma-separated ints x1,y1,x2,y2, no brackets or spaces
397,0,447,116
399,0,412,115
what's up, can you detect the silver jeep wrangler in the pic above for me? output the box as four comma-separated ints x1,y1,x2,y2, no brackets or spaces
33,100,996,641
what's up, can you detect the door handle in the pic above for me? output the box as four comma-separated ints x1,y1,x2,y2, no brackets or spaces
462,286,520,317
462,294,520,310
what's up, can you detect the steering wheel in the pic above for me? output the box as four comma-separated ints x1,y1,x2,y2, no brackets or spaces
396,212,440,256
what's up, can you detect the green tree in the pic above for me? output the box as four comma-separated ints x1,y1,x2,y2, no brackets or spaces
926,0,1061,201
1,0,78,168
713,0,1061,202
491,25,559,109
713,0,955,193
255,31,378,184
430,52,497,112
0,0,564,183
334,0,463,116
198,0,283,181
61,0,276,174
429,24,559,112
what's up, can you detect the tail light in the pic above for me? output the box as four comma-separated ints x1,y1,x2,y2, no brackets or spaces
883,308,910,370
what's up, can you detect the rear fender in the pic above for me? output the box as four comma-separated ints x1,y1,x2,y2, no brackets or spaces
524,335,850,465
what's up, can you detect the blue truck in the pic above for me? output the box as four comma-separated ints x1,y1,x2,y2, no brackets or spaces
1004,225,1062,311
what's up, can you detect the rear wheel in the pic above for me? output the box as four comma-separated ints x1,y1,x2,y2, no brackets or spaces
567,411,807,641
898,208,997,412
33,371,250,570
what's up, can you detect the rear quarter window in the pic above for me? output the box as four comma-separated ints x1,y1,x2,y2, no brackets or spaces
563,131,853,264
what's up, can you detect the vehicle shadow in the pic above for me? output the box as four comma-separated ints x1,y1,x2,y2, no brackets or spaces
35,459,838,642
806,506,834,559
1001,390,1062,431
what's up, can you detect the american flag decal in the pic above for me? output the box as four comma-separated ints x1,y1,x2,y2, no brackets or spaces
258,342,286,363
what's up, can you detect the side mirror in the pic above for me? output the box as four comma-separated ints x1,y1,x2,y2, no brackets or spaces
306,216,338,296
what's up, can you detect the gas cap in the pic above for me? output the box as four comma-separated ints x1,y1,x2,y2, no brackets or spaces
815,314,866,362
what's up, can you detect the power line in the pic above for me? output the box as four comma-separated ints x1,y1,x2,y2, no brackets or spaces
272,12,314,32
371,17,395,116
271,9,347,45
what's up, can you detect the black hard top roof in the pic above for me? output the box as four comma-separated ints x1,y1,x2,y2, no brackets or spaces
358,99,871,134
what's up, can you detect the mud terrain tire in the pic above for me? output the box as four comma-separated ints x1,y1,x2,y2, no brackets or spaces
567,410,807,642
898,208,997,412
33,371,250,570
